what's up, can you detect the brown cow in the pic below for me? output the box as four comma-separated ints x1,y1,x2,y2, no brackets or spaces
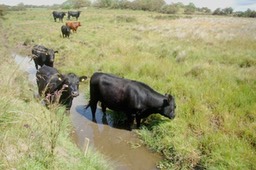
66,21,81,33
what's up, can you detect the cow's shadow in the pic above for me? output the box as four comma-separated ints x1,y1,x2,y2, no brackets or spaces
75,105,130,130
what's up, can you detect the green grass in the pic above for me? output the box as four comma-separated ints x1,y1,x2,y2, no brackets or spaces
0,11,112,170
0,55,112,170
1,7,256,169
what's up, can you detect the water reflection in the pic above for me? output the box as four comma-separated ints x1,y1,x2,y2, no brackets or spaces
76,104,128,129
13,54,36,84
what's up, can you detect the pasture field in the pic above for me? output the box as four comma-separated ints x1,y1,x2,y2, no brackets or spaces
1,8,256,169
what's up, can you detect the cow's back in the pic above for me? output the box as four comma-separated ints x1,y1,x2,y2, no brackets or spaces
66,21,81,31
32,45,47,55
90,73,141,111
90,72,129,95
36,65,63,95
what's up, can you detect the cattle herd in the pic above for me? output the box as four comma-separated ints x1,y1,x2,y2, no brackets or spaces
52,11,82,38
30,10,176,129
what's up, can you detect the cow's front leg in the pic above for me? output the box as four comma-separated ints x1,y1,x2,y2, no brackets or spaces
136,114,142,128
89,101,97,122
136,111,150,128
125,113,134,131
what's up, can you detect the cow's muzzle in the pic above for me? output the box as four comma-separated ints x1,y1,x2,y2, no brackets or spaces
169,111,175,119
71,91,79,97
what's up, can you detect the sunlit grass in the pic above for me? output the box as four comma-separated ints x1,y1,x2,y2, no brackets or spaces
2,8,256,169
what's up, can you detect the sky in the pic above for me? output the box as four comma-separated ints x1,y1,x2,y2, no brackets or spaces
0,0,256,11
165,0,256,11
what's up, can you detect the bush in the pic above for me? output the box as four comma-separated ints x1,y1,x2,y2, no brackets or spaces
0,5,8,18
184,2,196,14
160,4,179,14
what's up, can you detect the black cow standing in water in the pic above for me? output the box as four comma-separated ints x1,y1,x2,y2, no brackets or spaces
32,45,58,70
36,65,87,109
52,11,66,22
67,11,81,20
61,25,71,38
86,72,176,129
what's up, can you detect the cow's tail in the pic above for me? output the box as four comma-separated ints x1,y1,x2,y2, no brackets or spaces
85,100,91,110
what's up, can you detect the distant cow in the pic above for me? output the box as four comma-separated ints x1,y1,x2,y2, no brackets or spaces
61,25,71,38
52,11,66,22
36,65,87,109
32,45,58,70
86,72,176,128
66,21,81,32
68,11,81,20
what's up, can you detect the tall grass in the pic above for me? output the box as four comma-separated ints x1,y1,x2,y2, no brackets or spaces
2,8,256,169
0,15,113,169
0,55,113,170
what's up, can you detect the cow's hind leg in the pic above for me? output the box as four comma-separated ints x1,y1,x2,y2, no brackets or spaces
101,103,107,117
87,100,97,122
101,103,108,125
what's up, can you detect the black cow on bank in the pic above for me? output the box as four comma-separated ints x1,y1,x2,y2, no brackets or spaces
61,25,71,38
52,11,66,22
36,65,87,109
86,72,176,128
32,45,58,70
68,11,81,20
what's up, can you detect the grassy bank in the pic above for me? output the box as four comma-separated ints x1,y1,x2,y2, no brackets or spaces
0,15,112,170
1,8,256,169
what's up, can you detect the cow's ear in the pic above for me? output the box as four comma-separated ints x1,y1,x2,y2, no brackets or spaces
165,94,173,102
79,76,87,82
168,95,173,102
54,50,58,53
58,74,65,82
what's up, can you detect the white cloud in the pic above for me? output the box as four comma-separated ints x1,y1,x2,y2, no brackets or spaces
0,0,66,6
165,0,256,11
235,0,256,11
1,0,256,11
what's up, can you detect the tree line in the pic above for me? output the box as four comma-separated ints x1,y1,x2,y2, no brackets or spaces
1,0,255,18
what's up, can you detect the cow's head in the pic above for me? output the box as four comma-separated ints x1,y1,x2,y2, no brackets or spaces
63,73,87,97
46,49,58,64
66,26,71,33
161,94,176,119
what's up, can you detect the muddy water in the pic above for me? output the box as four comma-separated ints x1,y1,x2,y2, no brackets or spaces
70,93,161,170
14,54,162,170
